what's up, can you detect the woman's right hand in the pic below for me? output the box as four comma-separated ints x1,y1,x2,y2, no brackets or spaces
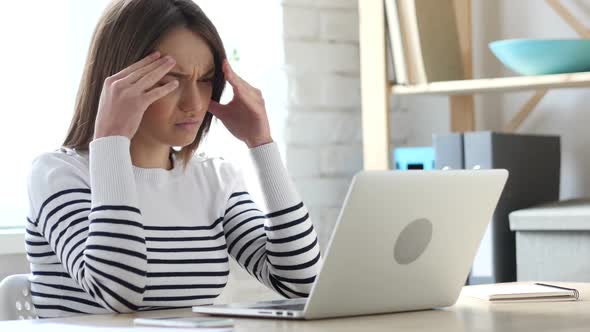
93,52,179,140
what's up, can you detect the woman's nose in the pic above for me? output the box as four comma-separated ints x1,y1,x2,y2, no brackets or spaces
179,86,202,113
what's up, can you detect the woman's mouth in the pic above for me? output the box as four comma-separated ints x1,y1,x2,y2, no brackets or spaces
175,120,199,130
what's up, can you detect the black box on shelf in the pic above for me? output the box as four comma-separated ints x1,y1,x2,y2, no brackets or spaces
433,131,561,284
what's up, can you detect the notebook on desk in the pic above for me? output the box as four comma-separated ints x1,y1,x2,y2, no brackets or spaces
464,283,580,302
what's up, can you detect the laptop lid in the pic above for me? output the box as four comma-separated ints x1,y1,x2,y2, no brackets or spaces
302,169,507,319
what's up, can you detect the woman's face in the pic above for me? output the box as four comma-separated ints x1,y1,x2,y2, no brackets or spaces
134,27,215,148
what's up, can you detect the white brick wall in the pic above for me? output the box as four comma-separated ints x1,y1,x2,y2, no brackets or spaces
284,41,359,73
319,144,363,175
282,0,357,9
288,73,360,108
320,10,359,42
285,146,322,177
295,177,350,209
283,7,319,39
284,111,362,144
281,0,415,253
281,0,365,252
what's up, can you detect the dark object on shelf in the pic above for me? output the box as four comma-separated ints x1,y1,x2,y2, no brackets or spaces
434,131,561,284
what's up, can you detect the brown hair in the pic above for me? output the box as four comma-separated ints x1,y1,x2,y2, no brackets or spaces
63,0,227,168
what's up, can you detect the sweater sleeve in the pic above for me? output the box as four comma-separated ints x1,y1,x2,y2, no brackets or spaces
221,142,322,298
26,136,147,312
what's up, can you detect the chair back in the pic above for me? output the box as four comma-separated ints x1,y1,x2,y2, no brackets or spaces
0,274,37,320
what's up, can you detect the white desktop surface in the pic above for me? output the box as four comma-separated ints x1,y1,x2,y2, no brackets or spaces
1,282,589,331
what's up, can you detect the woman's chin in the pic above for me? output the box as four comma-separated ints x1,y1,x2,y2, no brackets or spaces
168,135,198,148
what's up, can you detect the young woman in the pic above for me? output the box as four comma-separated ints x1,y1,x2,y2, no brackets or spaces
25,0,321,318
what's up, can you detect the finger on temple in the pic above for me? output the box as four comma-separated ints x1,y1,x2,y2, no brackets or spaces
111,51,161,80
121,57,171,85
135,58,177,90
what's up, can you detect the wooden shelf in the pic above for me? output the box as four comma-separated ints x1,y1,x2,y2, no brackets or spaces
391,71,590,96
358,0,590,170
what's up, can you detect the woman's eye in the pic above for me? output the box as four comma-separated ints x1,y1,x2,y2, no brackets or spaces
198,77,214,84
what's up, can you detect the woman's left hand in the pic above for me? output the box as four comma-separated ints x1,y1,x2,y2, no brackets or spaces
208,60,273,149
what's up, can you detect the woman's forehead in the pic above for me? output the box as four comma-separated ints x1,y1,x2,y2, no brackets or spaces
156,27,214,74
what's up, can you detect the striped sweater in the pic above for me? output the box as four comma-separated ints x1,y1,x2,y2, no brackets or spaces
25,136,321,318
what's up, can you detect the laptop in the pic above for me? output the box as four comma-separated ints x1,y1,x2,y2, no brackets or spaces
193,169,508,320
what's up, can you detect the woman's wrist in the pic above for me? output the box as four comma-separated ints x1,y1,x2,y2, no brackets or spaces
246,136,274,149
94,128,132,140
89,135,137,205
248,140,301,208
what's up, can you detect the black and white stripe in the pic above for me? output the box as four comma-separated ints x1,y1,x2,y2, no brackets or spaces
222,192,320,298
27,186,147,314
27,190,320,317
27,139,321,318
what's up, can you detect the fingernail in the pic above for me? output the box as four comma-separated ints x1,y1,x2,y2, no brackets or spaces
151,51,160,58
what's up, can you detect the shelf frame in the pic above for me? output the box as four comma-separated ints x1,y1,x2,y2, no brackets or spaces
390,71,590,96
359,0,590,171
358,0,391,170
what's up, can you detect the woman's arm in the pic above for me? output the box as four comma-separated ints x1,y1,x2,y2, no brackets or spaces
208,60,321,296
27,136,147,312
27,52,178,313
221,142,322,298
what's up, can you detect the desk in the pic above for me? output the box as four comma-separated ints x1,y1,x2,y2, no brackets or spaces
1,282,589,331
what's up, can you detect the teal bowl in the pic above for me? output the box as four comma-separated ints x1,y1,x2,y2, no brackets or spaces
489,39,590,75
